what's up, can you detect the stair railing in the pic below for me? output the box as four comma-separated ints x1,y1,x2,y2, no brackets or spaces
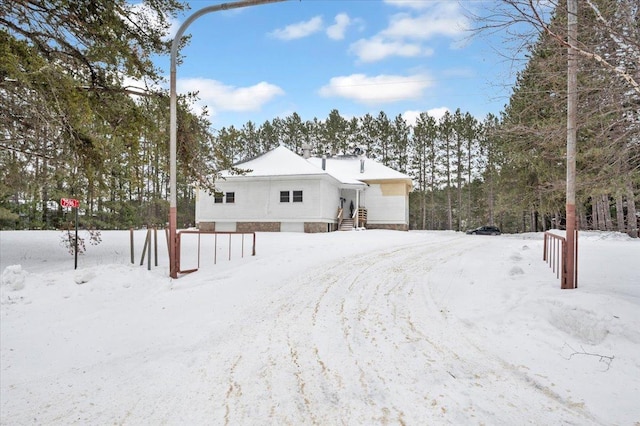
357,208,367,226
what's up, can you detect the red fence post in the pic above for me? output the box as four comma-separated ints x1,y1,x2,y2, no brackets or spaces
543,231,578,289
575,228,579,288
176,232,181,274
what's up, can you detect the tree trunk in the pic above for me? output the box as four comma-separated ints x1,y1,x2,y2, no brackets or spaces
467,155,472,228
447,188,453,230
626,179,638,238
488,169,495,225
429,188,435,230
615,193,626,233
421,191,426,230
578,210,587,231
457,178,462,230
602,194,613,231
592,197,600,230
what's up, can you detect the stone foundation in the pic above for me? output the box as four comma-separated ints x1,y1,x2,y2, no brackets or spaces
237,222,281,232
304,222,331,233
197,222,215,232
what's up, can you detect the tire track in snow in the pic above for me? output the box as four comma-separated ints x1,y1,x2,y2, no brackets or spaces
4,235,601,424
228,236,472,423
374,238,600,424
182,234,599,425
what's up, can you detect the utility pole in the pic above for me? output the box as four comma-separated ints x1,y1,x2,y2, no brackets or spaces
565,0,578,289
169,0,290,278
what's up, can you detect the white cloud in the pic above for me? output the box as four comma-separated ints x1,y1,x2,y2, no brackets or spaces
177,78,284,113
382,4,470,40
402,110,421,127
383,0,433,10
318,73,433,106
346,2,469,63
270,16,323,40
165,16,180,41
120,74,161,97
350,36,432,63
326,13,351,40
128,3,179,42
426,107,450,121
402,107,450,126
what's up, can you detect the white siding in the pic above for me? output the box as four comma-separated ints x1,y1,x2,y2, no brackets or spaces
363,184,408,224
196,175,341,224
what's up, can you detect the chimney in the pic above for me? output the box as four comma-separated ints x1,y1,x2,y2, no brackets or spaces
302,143,311,159
322,155,327,170
360,158,365,173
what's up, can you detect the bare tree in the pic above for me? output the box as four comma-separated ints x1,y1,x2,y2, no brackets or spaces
475,0,639,96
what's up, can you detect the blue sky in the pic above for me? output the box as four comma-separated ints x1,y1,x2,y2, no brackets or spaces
155,0,525,129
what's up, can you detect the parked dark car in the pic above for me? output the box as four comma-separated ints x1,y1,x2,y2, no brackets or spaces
466,226,501,235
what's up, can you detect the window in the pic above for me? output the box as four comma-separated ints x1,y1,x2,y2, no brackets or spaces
280,190,303,203
226,192,235,204
214,193,223,204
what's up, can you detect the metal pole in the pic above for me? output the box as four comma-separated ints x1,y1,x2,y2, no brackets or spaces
169,0,291,278
154,227,158,266
130,228,134,264
565,0,578,289
140,230,149,266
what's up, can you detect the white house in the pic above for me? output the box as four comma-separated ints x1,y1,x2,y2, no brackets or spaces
195,146,413,232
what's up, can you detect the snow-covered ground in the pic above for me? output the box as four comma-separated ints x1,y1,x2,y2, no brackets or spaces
1,229,639,425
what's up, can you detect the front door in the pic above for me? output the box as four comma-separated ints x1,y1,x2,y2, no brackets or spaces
340,189,355,218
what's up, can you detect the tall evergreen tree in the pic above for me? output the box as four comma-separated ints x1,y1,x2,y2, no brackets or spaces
390,114,410,173
410,113,439,229
0,0,222,229
324,109,348,155
438,112,455,230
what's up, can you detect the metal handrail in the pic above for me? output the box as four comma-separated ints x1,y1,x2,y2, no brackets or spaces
176,230,256,275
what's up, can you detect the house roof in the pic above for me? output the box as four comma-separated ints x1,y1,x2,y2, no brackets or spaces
224,145,412,188
223,146,322,177
307,155,411,184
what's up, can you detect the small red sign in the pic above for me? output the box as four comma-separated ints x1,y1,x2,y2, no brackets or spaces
60,198,79,208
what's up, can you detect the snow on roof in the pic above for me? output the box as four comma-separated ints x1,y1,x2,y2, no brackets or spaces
223,145,412,186
307,155,411,183
222,145,322,177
